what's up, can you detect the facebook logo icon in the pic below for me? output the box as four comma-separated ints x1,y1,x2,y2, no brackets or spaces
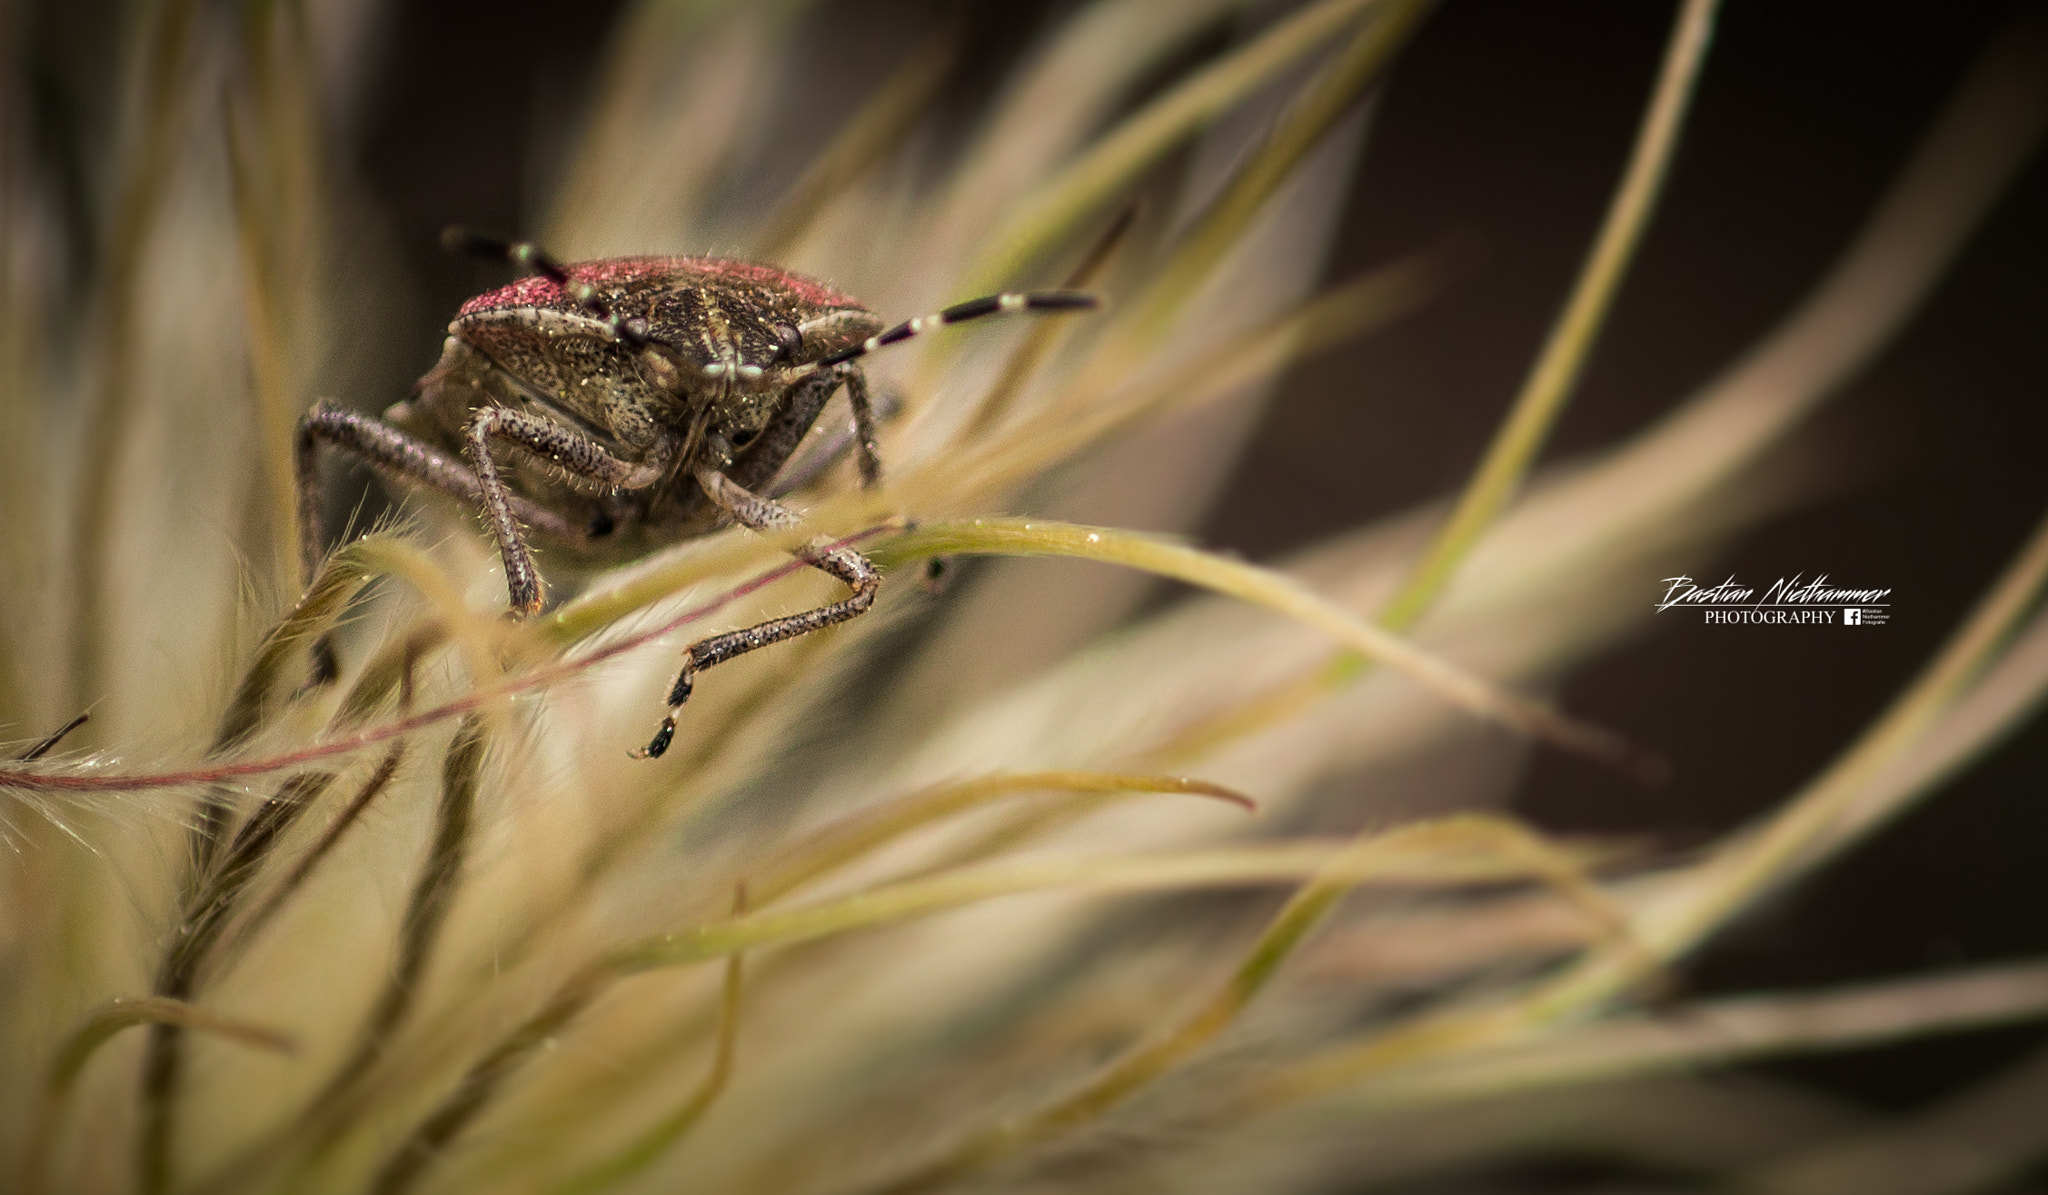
1844,609,1862,625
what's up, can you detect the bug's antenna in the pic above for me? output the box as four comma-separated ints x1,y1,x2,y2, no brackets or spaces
440,226,651,349
807,290,1100,374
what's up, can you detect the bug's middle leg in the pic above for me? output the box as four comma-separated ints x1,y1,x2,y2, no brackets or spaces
637,469,879,759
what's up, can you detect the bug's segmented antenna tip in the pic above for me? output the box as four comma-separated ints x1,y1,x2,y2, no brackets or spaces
1030,290,1101,311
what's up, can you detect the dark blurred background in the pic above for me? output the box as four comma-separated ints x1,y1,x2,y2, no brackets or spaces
349,0,2048,1150
1223,0,2048,1129
56,0,2048,1174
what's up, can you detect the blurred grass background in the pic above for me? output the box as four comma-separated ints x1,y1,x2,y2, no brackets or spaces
5,0,2048,1191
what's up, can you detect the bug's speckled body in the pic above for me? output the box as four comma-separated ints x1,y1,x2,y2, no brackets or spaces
297,235,1094,755
387,256,884,560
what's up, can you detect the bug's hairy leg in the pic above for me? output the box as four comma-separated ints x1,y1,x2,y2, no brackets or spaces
463,407,673,617
724,368,841,496
768,377,904,499
637,470,879,760
296,402,580,588
844,367,883,489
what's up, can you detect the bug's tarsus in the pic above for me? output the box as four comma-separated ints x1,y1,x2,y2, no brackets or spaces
638,718,677,760
635,470,880,760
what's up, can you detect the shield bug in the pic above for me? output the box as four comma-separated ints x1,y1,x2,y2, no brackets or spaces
297,230,1097,758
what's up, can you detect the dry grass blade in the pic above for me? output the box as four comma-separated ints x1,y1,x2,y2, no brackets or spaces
225,744,407,960
547,890,750,1195
615,817,1615,972
750,20,960,260
1156,0,1721,766
1269,502,2048,1110
757,770,1255,905
128,534,418,1195
1376,0,1721,628
0,531,884,797
224,0,326,582
843,10,1720,1183
23,998,295,1195
851,818,1628,1195
365,819,1605,1195
959,0,1387,294
1102,0,1439,352
542,0,774,253
1748,1039,2048,1195
1338,959,2048,1111
930,0,1256,279
1642,505,2048,959
211,535,386,753
66,0,204,730
1555,7,2048,533
964,200,1143,436
940,240,1463,510
366,964,617,1195
1798,603,2048,872
873,518,1655,776
137,769,337,1194
315,719,488,1145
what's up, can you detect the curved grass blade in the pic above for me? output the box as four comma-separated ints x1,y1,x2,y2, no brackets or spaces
872,518,1654,776
757,770,1255,906
959,0,1387,295
23,997,294,1195
547,889,750,1195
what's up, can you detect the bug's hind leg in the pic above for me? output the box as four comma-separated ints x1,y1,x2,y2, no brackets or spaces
637,469,879,760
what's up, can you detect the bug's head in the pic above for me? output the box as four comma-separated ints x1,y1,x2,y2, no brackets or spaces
652,298,885,398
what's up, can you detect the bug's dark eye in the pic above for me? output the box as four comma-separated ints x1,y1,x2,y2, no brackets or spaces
771,323,802,358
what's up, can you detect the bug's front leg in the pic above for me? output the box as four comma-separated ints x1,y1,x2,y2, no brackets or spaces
843,366,883,489
463,407,672,616
769,378,904,499
296,402,581,588
637,469,879,759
